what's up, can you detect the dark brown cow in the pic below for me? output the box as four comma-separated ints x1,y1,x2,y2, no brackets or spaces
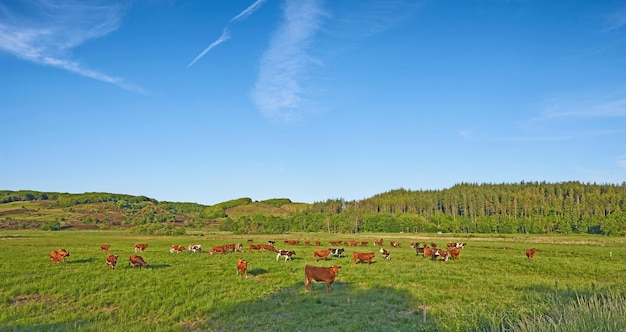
106,254,118,269
100,244,111,251
526,248,537,260
237,258,248,278
129,255,148,269
134,243,148,252
314,249,332,261
304,265,341,293
353,252,375,265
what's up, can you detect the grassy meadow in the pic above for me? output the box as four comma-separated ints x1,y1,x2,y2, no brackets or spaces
0,231,625,331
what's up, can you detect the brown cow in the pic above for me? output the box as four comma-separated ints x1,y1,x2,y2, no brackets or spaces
129,255,148,269
237,258,248,278
249,244,262,251
106,254,118,269
134,243,148,252
100,244,111,251
374,239,383,246
314,241,321,246
170,245,185,253
304,265,341,293
447,242,467,249
390,241,400,248
448,248,461,260
49,251,64,264
313,249,332,261
526,248,537,261
353,252,375,265
260,244,277,252
212,245,227,255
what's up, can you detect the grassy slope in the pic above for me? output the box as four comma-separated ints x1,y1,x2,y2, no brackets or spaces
0,231,625,331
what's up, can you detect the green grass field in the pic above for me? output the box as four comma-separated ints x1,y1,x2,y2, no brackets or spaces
0,231,625,331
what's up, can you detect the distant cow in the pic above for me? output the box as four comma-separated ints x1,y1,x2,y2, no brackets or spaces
170,245,185,253
314,241,321,246
260,244,277,252
276,250,296,261
436,249,450,261
134,243,148,252
526,248,537,261
390,241,401,248
128,255,148,269
249,244,262,251
212,245,227,255
353,252,375,265
304,265,341,293
380,248,390,260
314,249,332,261
188,244,202,253
328,240,342,246
374,239,383,246
100,244,111,251
49,251,64,264
447,242,466,249
237,258,248,278
106,254,119,269
329,248,345,258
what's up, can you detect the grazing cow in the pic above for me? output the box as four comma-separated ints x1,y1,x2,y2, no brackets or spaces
235,243,244,252
526,248,537,261
329,240,342,246
247,239,254,243
237,258,248,278
390,241,401,248
353,252,375,265
276,250,296,261
170,245,186,253
423,247,438,259
105,254,118,269
212,245,227,255
304,265,341,293
249,244,262,251
349,240,358,247
134,243,148,252
380,248,390,260
329,248,345,258
374,239,383,246
436,249,449,261
314,241,321,246
100,244,111,251
448,248,461,260
188,244,202,253
314,249,332,261
128,255,148,269
260,244,277,252
360,241,369,246
223,244,236,252
57,248,70,258
304,240,311,245
49,251,64,264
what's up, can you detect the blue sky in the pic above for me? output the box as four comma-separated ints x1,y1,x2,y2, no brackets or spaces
1,0,625,205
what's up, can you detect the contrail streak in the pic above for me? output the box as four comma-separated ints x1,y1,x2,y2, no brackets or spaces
188,0,266,67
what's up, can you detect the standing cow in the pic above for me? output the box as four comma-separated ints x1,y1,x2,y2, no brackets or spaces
526,248,537,261
304,265,341,293
106,254,119,269
237,258,248,278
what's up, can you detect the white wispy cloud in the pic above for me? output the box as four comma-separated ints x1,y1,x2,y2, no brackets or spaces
252,0,325,122
188,0,267,67
0,1,144,93
533,94,626,122
604,7,626,31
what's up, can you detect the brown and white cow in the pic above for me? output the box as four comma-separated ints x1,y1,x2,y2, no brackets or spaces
188,244,202,253
447,242,467,249
390,241,401,248
237,258,248,278
276,250,296,261
314,249,332,261
128,255,148,269
134,243,148,252
353,252,375,265
380,248,390,260
106,254,118,269
304,265,341,293
374,239,383,246
526,248,537,261
100,244,111,251
170,245,186,253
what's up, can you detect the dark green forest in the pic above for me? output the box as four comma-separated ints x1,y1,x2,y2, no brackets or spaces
2,181,626,235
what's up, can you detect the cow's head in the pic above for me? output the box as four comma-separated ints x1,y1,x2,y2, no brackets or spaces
331,265,341,276
57,249,70,257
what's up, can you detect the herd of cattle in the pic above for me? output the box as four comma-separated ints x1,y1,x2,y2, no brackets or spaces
49,239,539,292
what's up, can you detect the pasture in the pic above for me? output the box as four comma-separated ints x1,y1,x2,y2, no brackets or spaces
1,231,625,331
